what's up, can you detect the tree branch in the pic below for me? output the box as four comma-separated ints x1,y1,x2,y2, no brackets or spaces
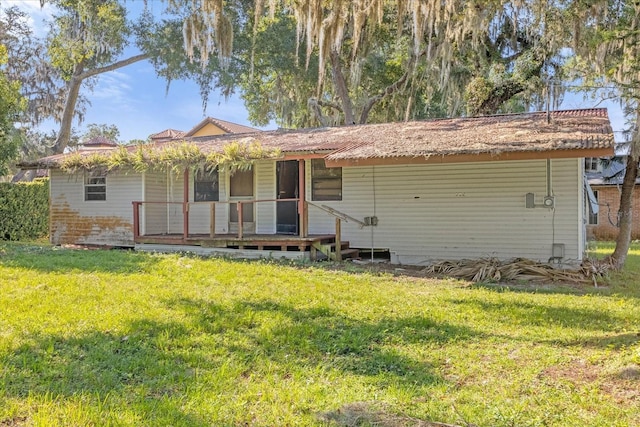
329,49,355,125
359,51,423,124
79,53,149,80
316,99,343,113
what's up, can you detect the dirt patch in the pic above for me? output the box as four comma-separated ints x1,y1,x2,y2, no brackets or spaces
0,417,27,426
317,402,474,427
540,360,640,405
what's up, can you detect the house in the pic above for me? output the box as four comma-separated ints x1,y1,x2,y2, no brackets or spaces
586,151,640,240
19,109,614,265
149,117,260,143
80,136,119,150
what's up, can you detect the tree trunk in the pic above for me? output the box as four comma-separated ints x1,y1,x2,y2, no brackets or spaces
53,63,84,154
329,49,355,125
52,53,149,154
608,152,639,270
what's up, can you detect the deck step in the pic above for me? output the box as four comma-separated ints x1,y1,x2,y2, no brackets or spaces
311,238,359,262
328,241,350,250
338,248,360,260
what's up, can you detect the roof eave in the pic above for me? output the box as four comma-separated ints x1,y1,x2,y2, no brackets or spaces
324,147,615,168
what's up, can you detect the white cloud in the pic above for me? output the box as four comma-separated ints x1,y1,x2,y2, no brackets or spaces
91,71,133,102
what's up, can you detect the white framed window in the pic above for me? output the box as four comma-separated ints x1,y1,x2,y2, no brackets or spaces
589,190,599,225
311,159,342,201
194,168,219,202
84,173,106,201
584,157,599,172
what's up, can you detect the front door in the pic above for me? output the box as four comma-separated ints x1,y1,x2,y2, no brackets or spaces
276,160,299,234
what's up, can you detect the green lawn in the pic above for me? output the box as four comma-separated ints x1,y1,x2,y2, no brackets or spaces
0,242,639,426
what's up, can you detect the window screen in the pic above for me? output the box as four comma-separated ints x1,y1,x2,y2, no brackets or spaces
311,159,342,201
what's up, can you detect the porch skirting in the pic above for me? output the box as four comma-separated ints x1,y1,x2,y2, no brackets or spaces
135,243,311,261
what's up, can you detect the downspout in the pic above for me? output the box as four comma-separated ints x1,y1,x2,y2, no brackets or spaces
546,159,552,197
371,165,377,262
547,158,556,253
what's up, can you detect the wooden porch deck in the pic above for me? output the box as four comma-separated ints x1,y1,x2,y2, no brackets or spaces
135,233,337,252
134,233,360,261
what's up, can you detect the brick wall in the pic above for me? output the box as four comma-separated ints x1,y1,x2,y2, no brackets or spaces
587,185,640,240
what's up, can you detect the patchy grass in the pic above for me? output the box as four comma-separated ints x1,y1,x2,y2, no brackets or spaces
0,241,639,426
587,240,640,297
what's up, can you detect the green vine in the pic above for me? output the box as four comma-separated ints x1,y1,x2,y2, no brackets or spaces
59,141,282,175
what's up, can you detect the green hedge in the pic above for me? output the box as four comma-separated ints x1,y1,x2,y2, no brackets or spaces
0,179,49,240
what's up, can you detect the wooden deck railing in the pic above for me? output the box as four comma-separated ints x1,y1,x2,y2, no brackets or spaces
133,198,300,241
306,202,367,261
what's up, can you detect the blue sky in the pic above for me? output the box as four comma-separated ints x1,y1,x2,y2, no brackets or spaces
11,0,629,143
81,64,270,141
12,0,273,142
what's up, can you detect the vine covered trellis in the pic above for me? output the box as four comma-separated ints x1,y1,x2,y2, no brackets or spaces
59,141,282,175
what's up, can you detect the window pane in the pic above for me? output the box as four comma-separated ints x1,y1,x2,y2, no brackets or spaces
84,174,106,201
589,191,598,225
86,192,106,201
312,159,342,201
194,169,219,201
230,169,254,197
230,202,254,222
87,177,106,185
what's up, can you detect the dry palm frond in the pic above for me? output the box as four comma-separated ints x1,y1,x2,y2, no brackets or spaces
425,257,609,286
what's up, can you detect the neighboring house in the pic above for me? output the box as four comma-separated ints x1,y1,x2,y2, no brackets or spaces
19,109,614,265
586,153,640,240
149,117,260,143
149,129,186,143
79,136,119,150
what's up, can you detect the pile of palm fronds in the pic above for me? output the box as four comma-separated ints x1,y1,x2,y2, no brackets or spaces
425,257,611,286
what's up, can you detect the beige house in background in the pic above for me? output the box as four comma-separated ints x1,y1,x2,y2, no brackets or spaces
21,109,614,265
149,117,260,143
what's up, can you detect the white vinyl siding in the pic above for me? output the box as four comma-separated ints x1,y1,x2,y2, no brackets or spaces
50,169,141,246
307,159,582,264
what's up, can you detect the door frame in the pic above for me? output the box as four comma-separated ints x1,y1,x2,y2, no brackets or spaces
276,160,299,235
228,168,256,234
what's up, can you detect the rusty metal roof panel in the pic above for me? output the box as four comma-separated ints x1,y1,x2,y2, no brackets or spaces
18,109,615,169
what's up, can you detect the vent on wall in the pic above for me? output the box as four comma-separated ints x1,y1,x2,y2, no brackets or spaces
550,243,565,262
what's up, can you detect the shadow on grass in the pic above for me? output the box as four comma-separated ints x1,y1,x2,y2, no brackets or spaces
171,298,478,383
0,299,478,423
547,331,640,349
0,243,159,274
445,297,630,332
1,321,209,425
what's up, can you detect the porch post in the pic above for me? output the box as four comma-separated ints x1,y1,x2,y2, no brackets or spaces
183,168,189,241
132,202,140,240
209,202,216,238
335,218,342,261
237,202,244,239
298,159,307,237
